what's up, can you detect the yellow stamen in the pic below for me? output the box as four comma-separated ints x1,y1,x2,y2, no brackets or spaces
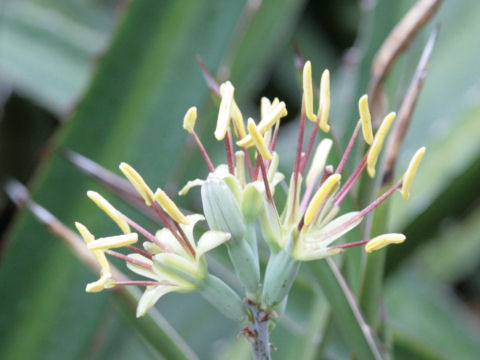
401,147,426,200
215,81,234,141
87,191,130,234
75,222,110,272
365,233,405,253
260,97,271,120
247,118,273,160
358,94,373,145
235,151,246,187
237,101,287,147
119,162,155,206
303,61,316,122
86,273,113,293
88,233,138,251
304,174,341,226
306,138,333,187
367,112,396,177
231,100,247,139
319,69,330,132
154,188,188,224
182,106,197,133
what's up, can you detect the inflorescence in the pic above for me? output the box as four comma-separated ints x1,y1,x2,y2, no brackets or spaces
76,60,425,319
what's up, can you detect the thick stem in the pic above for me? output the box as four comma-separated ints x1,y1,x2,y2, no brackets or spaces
248,304,272,360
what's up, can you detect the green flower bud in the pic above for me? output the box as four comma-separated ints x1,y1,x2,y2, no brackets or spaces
241,183,264,223
199,274,247,322
201,176,260,295
262,249,300,308
201,176,245,240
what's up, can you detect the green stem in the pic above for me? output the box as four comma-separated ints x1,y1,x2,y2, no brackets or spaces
247,303,272,360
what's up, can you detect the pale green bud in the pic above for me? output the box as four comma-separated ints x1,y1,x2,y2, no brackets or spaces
199,274,247,322
201,176,259,294
241,183,264,223
201,176,245,240
262,248,300,307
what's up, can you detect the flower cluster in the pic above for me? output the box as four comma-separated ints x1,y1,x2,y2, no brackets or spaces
76,60,425,318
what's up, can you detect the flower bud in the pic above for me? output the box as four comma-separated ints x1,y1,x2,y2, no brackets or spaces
201,176,245,240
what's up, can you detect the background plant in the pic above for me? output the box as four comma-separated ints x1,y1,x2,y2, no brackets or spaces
1,0,480,359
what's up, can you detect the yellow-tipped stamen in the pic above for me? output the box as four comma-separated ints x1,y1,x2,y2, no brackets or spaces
235,151,246,187
231,100,247,139
306,138,333,187
182,106,197,133
237,101,287,147
75,222,110,272
366,112,396,177
88,233,138,251
215,81,234,141
318,69,330,132
119,162,155,206
401,147,426,200
87,191,130,234
303,61,316,122
304,174,341,226
365,233,406,253
247,118,273,160
154,188,188,224
260,97,271,120
86,273,113,293
358,94,373,145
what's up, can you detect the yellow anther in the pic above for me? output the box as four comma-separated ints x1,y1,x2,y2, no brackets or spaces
154,188,188,224
304,174,341,226
318,69,330,132
231,100,247,139
119,162,155,206
75,222,110,272
215,81,235,141
303,61,316,122
237,101,287,147
401,147,426,200
247,118,273,160
306,138,333,187
365,233,406,253
88,233,138,251
260,97,271,120
367,112,396,177
235,151,246,187
87,191,130,234
183,106,197,133
358,94,373,145
86,273,113,293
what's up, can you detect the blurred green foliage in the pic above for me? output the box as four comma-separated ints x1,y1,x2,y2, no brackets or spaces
1,0,479,359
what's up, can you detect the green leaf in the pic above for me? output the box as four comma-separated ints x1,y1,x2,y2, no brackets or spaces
386,268,480,360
